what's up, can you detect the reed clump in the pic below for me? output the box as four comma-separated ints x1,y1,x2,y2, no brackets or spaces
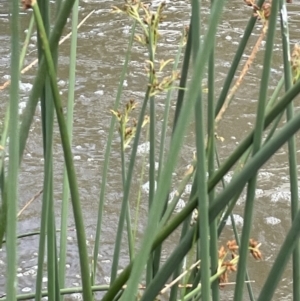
1,0,300,301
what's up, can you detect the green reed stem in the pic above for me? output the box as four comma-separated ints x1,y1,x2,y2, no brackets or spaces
133,125,149,243
5,0,19,299
92,22,136,280
35,1,54,299
207,16,219,301
191,0,211,299
280,2,300,300
35,163,50,301
173,23,192,131
0,108,9,248
111,50,148,288
0,284,110,301
20,14,35,69
148,57,156,212
59,0,78,293
110,124,134,283
146,26,157,282
32,2,92,299
45,99,57,301
119,130,134,261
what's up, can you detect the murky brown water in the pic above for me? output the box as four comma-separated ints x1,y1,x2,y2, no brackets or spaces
0,0,300,300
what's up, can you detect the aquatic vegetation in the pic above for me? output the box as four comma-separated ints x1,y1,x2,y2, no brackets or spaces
1,0,300,301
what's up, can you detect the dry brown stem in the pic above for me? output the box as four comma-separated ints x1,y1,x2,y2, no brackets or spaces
215,20,268,126
17,189,43,217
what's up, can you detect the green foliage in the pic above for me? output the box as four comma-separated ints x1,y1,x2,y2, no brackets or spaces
1,0,300,300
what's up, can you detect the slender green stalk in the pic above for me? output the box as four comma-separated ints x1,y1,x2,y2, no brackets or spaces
133,126,149,243
190,0,211,299
34,159,49,301
146,26,157,283
0,109,9,248
110,121,135,283
31,2,92,299
207,7,219,299
35,1,55,299
172,24,192,131
119,130,134,261
148,43,156,212
44,82,58,300
280,2,300,300
5,0,19,299
111,85,150,283
59,0,79,293
0,284,110,301
20,15,35,69
195,99,211,300
92,22,136,280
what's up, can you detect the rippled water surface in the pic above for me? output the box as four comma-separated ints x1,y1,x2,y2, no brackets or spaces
0,0,300,300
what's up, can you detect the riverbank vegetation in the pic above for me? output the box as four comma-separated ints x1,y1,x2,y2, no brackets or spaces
1,0,300,300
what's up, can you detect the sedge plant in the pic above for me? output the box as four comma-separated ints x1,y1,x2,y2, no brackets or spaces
2,0,300,300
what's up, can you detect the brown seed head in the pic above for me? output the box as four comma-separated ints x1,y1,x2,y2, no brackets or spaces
261,2,271,19
218,246,226,259
21,0,32,9
249,238,262,260
227,240,239,253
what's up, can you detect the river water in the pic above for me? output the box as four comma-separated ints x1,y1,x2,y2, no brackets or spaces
0,0,300,300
